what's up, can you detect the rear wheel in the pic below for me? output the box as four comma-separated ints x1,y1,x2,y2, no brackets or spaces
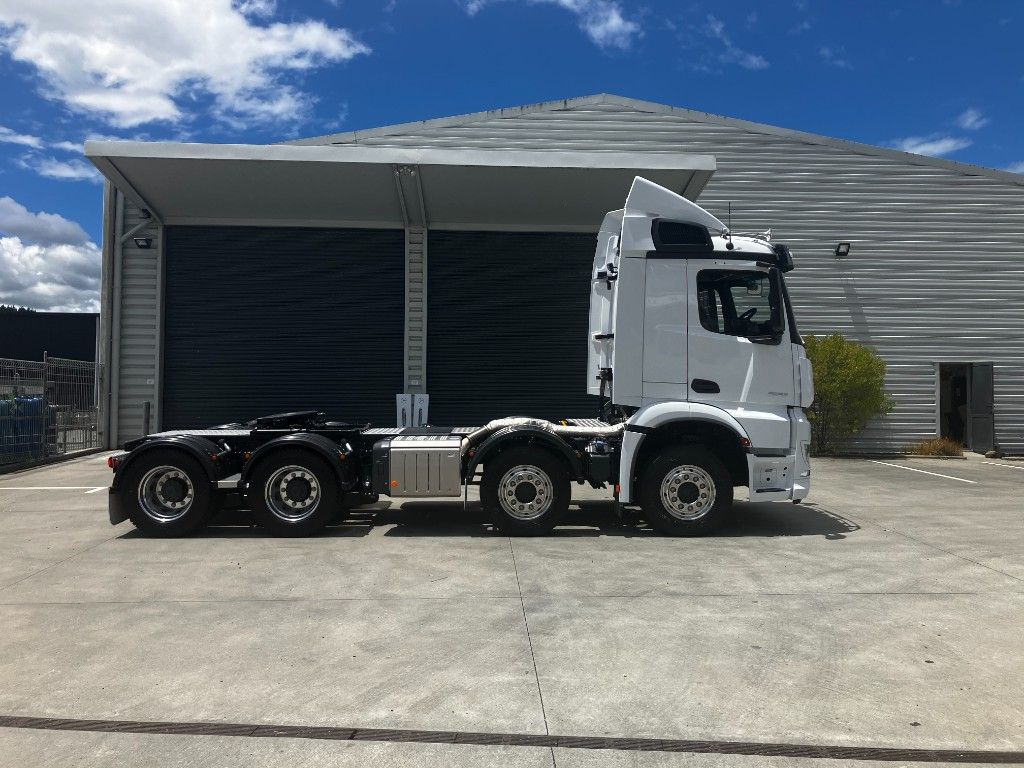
639,446,733,536
481,446,570,536
248,449,339,536
123,449,213,537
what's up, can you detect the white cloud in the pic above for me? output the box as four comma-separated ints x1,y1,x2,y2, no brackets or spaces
1006,161,1024,174
819,46,852,70
0,198,99,312
0,197,91,247
462,1,641,51
51,141,83,153
0,125,43,149
17,156,102,183
956,107,989,130
233,0,275,16
0,0,369,129
891,134,972,157
704,14,768,70
0,237,101,311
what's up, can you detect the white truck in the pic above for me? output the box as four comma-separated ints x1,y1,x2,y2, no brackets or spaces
106,177,813,537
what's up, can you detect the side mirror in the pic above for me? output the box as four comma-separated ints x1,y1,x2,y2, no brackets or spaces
773,244,795,273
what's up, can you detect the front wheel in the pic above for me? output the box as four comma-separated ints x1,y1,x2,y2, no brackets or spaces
639,446,733,536
481,446,570,536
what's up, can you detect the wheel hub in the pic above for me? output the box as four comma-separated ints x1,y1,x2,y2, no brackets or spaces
659,465,716,521
498,465,553,520
514,482,538,504
284,477,312,503
676,482,700,504
160,477,187,504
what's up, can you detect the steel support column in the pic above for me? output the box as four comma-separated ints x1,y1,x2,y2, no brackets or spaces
394,165,428,394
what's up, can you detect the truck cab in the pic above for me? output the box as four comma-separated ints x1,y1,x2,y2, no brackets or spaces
588,177,813,517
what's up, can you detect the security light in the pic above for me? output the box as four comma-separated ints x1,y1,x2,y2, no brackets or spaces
835,242,851,258
133,237,153,249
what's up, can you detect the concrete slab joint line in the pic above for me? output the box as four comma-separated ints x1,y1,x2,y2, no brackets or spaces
1,715,1023,763
508,537,555,765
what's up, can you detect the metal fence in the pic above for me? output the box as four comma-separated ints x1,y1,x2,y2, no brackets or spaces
0,355,101,466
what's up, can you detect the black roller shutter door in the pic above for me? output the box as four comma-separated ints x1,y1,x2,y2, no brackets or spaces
163,227,404,428
427,231,599,425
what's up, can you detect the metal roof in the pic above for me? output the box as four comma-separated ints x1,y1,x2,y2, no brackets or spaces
84,140,716,230
289,93,1024,188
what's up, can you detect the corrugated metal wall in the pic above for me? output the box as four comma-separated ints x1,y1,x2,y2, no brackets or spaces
329,101,1024,453
110,197,162,447
427,231,599,424
162,226,405,428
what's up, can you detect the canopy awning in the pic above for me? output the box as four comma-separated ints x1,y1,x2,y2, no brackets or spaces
85,142,715,232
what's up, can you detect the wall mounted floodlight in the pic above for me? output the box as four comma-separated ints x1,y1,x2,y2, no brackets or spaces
835,242,851,258
139,208,151,219
133,237,153,249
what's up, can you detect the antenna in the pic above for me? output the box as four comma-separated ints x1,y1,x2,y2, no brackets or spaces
726,202,735,250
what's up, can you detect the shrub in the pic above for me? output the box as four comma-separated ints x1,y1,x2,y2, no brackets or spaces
804,334,895,455
908,437,963,457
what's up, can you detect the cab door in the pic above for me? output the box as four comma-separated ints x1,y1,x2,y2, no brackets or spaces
685,263,795,448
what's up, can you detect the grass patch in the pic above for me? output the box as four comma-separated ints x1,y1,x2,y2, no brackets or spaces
908,437,964,457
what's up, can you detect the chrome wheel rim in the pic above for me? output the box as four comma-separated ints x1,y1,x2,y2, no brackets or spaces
659,464,716,520
498,465,554,520
265,465,321,522
137,465,194,523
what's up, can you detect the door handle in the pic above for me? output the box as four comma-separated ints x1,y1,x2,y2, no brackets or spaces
690,379,720,394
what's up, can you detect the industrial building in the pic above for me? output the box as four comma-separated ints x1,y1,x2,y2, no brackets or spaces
87,94,1024,454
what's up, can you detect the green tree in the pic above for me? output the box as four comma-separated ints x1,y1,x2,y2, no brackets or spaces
804,334,894,455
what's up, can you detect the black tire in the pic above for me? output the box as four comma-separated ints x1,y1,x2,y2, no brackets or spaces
481,446,570,536
122,449,213,538
247,449,339,537
639,446,733,536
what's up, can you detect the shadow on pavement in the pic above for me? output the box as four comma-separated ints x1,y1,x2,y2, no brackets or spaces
377,499,859,539
116,499,858,540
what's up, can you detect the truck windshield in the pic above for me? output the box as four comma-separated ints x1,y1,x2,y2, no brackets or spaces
697,269,783,338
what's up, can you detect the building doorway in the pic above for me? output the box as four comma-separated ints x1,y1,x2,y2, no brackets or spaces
937,362,995,453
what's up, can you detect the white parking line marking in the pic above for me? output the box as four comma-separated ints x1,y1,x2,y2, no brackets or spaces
982,461,1024,471
867,460,977,484
85,487,107,494
0,486,104,491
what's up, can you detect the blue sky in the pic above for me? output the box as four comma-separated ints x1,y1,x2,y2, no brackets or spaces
0,0,1021,310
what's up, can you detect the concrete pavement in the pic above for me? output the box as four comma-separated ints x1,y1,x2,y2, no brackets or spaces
0,452,1021,766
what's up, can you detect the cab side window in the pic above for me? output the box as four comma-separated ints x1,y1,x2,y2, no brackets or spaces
697,270,782,338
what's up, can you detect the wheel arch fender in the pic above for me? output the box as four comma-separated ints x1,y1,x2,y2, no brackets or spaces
467,426,583,481
620,402,751,504
111,435,222,494
241,433,356,492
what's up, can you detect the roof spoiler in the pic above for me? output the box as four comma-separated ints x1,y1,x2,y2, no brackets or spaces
624,176,728,235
